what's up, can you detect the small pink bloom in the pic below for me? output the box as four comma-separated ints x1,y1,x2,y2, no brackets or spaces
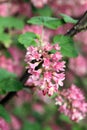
44,43,53,51
52,52,62,61
43,58,51,69
53,44,61,50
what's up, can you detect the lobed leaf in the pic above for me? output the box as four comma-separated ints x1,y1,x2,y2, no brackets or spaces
18,32,38,48
0,68,16,81
0,33,12,48
53,35,78,57
0,69,23,94
60,13,77,24
27,16,65,29
0,16,24,29
0,78,23,94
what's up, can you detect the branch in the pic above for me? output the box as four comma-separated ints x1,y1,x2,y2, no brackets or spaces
65,11,87,36
0,11,87,106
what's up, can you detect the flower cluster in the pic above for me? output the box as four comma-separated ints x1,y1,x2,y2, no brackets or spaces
55,84,87,122
25,42,65,96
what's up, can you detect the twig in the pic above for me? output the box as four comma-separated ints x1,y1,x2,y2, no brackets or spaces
65,11,87,36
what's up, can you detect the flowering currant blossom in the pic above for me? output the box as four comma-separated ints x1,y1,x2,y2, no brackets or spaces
55,84,87,122
25,41,65,96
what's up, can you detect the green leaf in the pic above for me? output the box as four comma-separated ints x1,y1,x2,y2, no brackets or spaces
53,35,78,57
0,69,23,94
0,33,12,47
0,68,16,81
0,16,24,29
0,78,23,94
60,13,77,24
18,32,38,48
27,16,65,29
0,105,11,122
22,121,41,130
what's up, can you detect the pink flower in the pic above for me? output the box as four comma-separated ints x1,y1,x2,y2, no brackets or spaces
43,58,51,69
44,71,52,82
25,42,65,96
55,84,87,122
44,43,53,51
